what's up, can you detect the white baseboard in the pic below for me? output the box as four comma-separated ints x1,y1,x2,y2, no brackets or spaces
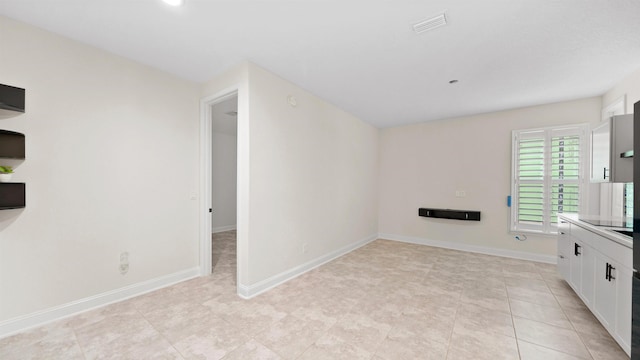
212,225,237,233
237,233,378,299
378,233,557,264
0,267,200,339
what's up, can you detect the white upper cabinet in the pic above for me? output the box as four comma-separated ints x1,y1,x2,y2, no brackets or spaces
590,114,634,183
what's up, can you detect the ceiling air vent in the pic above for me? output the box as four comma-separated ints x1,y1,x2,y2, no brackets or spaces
413,13,447,34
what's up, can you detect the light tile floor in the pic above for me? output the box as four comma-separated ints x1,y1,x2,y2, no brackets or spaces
0,231,630,359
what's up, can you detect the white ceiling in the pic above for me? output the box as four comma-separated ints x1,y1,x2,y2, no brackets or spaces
1,0,640,128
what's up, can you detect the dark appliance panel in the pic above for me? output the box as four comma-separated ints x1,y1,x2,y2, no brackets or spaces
632,100,640,359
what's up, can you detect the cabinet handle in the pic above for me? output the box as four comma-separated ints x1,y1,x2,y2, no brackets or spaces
609,264,616,281
606,263,610,280
604,167,609,179
560,231,565,235
574,243,581,256
559,255,565,259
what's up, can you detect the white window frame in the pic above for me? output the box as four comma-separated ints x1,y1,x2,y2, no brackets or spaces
510,124,589,234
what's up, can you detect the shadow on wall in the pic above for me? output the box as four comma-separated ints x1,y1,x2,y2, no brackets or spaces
0,209,22,232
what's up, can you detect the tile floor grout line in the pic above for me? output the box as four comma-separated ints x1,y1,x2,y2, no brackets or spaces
504,273,523,360
442,291,463,360
547,282,598,360
70,326,89,360
134,303,188,360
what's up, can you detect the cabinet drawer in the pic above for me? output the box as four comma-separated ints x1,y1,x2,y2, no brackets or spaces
558,219,571,235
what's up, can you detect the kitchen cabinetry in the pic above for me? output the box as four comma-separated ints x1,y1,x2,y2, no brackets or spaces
592,252,632,351
557,214,632,355
615,265,632,351
557,220,571,280
567,234,595,307
591,114,633,183
594,253,618,328
580,239,595,307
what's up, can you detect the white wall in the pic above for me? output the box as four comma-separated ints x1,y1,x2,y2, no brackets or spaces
203,63,379,289
0,16,201,323
602,66,640,113
245,64,379,284
378,97,602,258
212,131,237,231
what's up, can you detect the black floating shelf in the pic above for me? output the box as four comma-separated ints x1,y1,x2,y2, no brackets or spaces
0,130,25,159
0,83,25,116
0,182,26,210
419,208,481,221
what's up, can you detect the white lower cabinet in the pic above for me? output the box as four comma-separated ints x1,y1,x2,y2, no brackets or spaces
593,253,617,329
569,238,582,290
557,215,632,356
615,265,632,351
557,222,571,280
579,241,596,307
593,252,632,351
567,237,596,307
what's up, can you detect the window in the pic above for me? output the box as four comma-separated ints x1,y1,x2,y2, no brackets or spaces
624,182,633,219
511,125,588,234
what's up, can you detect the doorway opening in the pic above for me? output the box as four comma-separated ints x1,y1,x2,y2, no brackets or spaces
199,86,246,292
211,96,238,282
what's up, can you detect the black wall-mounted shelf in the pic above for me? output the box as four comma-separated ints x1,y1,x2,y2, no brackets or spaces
419,208,481,221
0,83,25,118
0,182,26,209
0,83,27,210
0,130,25,159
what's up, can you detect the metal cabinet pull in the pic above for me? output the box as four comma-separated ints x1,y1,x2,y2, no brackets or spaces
605,263,616,282
609,265,616,281
574,243,581,256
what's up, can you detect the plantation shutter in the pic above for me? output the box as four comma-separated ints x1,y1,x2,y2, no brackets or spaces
516,135,545,227
512,126,586,234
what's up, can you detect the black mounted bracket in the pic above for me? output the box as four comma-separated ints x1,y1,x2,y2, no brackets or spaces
418,208,481,221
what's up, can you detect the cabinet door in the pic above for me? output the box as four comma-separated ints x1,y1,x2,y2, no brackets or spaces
593,254,616,329
580,243,596,307
614,265,632,354
557,222,572,281
611,115,634,183
569,239,582,292
591,121,610,182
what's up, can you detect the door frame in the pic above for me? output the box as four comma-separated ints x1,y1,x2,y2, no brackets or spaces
199,86,242,277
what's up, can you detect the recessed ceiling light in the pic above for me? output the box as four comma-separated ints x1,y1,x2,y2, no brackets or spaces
162,0,184,6
449,79,459,84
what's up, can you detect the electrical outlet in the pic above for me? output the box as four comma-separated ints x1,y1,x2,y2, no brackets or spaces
455,190,466,197
119,252,129,275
